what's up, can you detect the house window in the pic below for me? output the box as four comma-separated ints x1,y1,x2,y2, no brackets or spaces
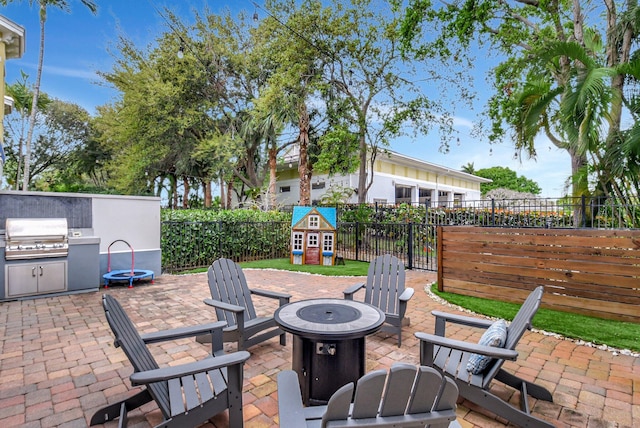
419,188,432,206
454,193,464,208
308,215,320,229
292,232,304,251
438,191,449,208
312,181,326,190
280,186,290,193
395,186,412,204
323,233,334,252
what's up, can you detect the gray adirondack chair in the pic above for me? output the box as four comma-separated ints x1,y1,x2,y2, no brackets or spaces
201,258,291,351
344,254,414,347
416,286,554,428
278,362,461,428
90,294,250,428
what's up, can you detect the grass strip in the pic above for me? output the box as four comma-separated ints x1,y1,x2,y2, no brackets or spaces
240,258,370,276
430,284,640,353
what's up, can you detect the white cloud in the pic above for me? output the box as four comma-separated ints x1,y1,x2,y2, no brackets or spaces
44,64,100,81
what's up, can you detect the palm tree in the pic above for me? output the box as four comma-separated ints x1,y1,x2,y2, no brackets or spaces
1,0,98,190
514,33,640,221
461,162,475,174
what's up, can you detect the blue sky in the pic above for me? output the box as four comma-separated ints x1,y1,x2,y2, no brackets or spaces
1,0,571,197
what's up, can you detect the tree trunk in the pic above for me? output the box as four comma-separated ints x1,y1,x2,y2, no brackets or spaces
268,146,278,210
357,132,367,203
220,175,226,209
171,175,178,209
182,176,190,208
298,103,311,205
226,179,233,208
22,4,47,191
570,147,589,225
204,179,212,208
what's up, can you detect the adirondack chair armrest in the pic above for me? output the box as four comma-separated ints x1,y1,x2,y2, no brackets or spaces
140,321,228,344
250,288,291,306
416,332,519,360
399,287,415,302
343,282,365,299
431,310,495,335
277,370,309,428
129,351,251,386
203,298,245,314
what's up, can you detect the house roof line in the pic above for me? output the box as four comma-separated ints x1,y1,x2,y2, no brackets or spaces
0,15,26,59
383,150,492,183
279,146,492,184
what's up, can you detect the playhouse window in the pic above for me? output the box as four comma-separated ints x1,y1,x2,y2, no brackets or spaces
323,233,334,252
280,186,290,193
307,233,319,247
308,215,320,228
292,232,304,251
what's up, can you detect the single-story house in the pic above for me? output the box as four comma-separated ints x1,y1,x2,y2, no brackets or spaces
275,149,491,207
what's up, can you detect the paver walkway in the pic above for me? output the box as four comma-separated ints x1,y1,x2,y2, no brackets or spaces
0,268,638,427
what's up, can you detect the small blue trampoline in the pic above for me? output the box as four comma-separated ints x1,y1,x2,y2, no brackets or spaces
103,240,154,288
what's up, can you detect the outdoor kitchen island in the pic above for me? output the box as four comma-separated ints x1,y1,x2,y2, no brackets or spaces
0,218,100,300
0,190,161,301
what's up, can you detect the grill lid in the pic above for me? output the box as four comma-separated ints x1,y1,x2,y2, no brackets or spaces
6,218,68,241
5,218,69,260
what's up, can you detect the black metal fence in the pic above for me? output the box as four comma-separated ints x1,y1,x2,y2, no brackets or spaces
161,221,291,273
336,222,436,270
161,196,640,273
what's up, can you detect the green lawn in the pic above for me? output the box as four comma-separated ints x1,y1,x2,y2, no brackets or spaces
178,258,640,353
240,258,371,276
430,284,640,353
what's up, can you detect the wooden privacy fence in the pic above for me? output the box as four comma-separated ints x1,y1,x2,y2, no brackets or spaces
437,226,640,323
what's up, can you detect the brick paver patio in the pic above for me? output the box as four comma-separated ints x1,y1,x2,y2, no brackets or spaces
0,268,638,427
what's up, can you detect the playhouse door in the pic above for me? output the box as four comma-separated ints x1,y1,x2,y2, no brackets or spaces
306,232,320,265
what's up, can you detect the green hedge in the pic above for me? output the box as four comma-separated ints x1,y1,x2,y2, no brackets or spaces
161,209,292,272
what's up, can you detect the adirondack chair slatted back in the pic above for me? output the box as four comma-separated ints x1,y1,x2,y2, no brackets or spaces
365,254,405,316
208,258,258,327
322,364,453,427
102,295,171,418
351,370,387,419
406,366,444,414
478,286,544,386
379,363,418,416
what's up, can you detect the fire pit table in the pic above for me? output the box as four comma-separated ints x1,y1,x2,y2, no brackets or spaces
274,298,385,405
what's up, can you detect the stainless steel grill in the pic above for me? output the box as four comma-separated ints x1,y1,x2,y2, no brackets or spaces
5,218,69,260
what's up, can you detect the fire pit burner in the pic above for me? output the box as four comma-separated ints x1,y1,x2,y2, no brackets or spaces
297,304,361,324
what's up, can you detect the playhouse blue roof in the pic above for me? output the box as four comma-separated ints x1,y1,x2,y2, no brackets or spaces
291,206,337,228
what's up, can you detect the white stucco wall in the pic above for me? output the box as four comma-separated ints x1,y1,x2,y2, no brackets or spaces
273,171,482,207
92,195,160,252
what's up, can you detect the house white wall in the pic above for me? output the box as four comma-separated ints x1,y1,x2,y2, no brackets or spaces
270,150,489,207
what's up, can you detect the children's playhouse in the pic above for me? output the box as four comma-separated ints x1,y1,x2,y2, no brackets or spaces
290,206,337,266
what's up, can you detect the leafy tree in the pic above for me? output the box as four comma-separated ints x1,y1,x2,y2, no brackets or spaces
0,0,97,191
3,98,92,189
98,16,248,205
474,166,541,196
251,0,330,206
393,0,640,208
3,73,50,189
322,0,456,203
